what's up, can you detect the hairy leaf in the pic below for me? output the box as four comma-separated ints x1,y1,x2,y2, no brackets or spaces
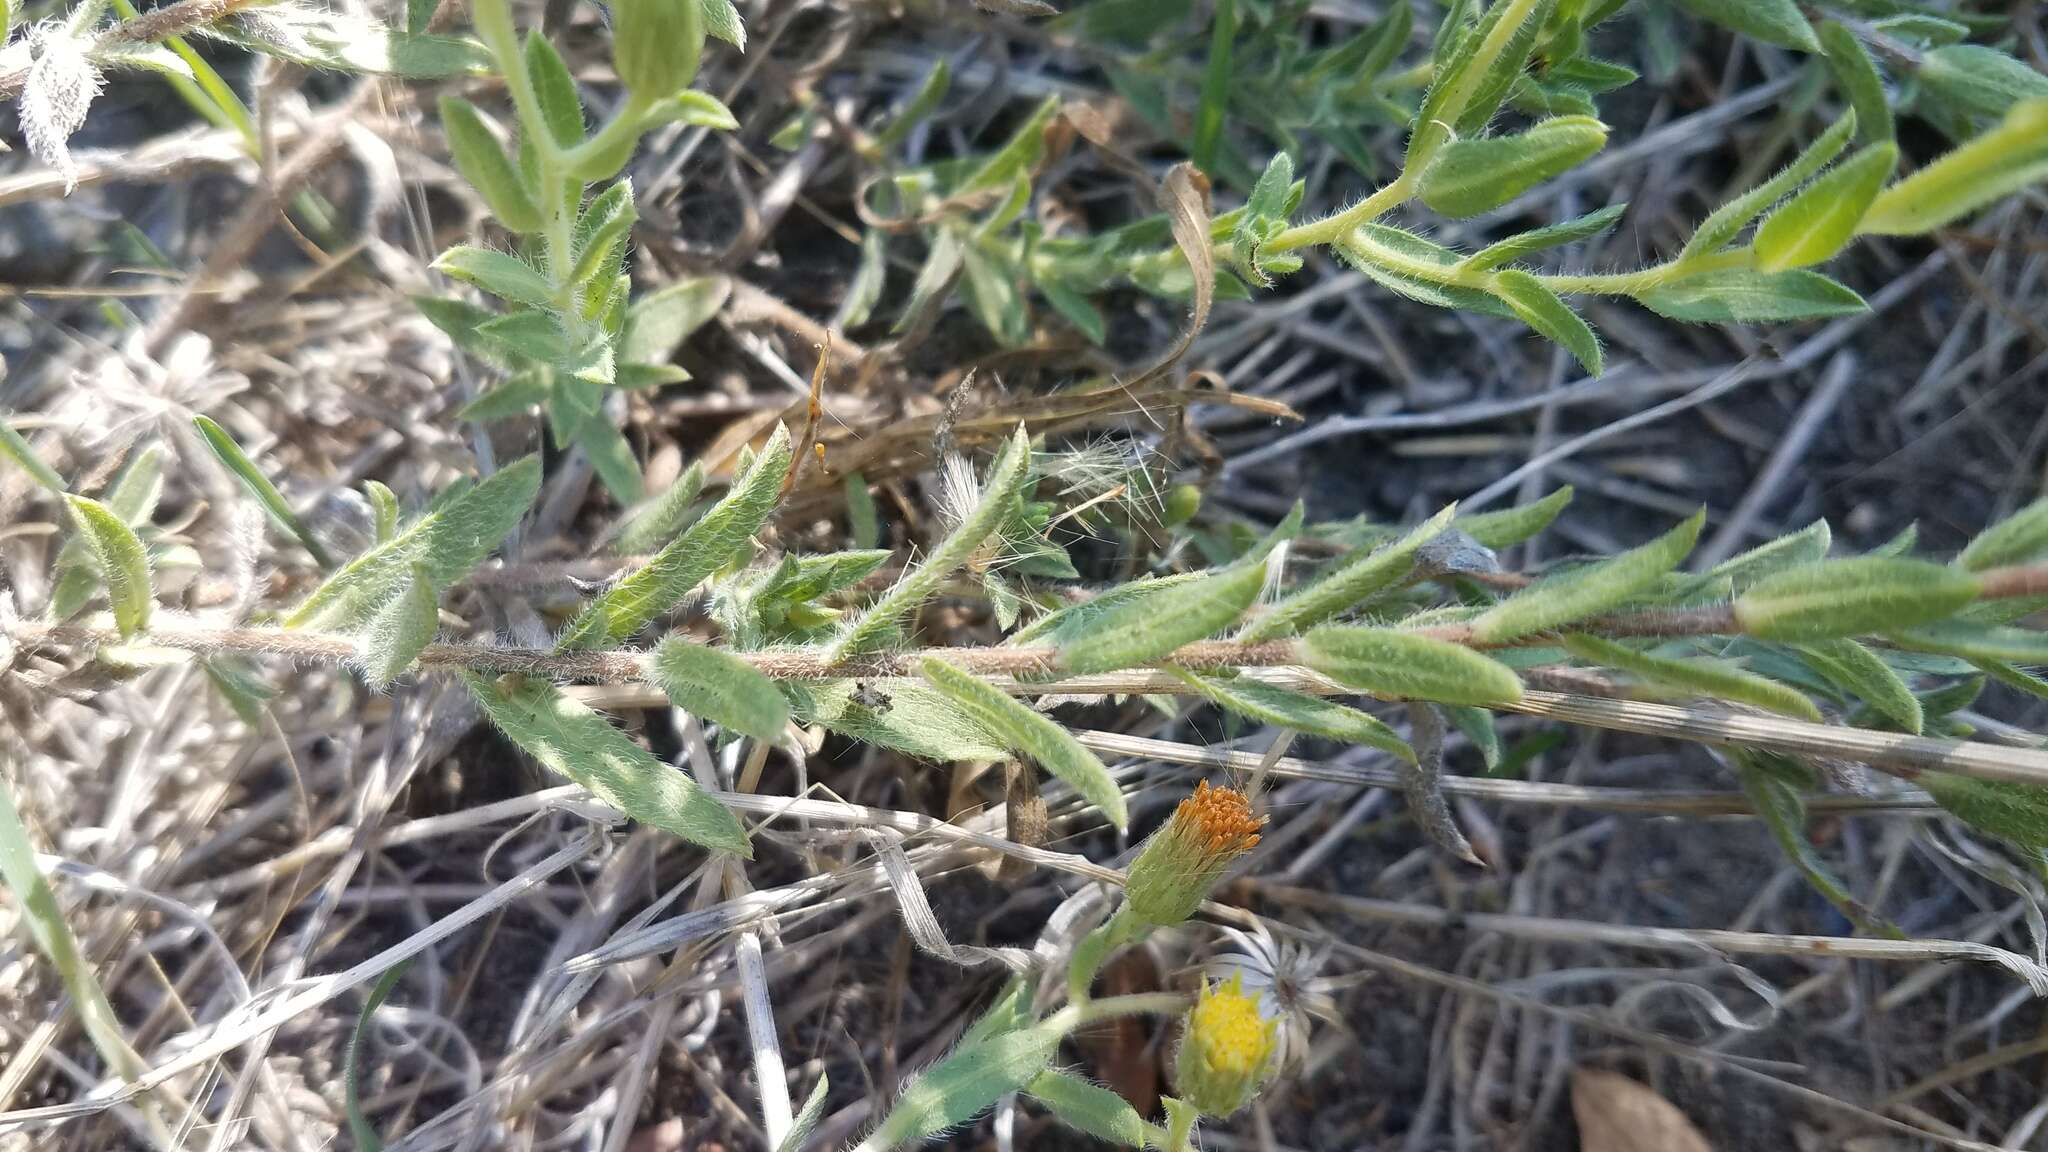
1455,486,1573,549
832,426,1032,659
1888,622,2048,667
644,637,790,743
784,679,1006,762
1418,116,1608,218
1462,205,1627,273
440,96,542,233
1492,269,1602,375
1561,633,1820,720
1245,505,1457,641
612,461,706,555
1058,563,1264,674
1922,773,2048,851
1792,638,1921,733
433,246,555,307
360,566,439,689
1640,269,1866,323
1958,497,2048,571
66,495,152,637
1734,751,1898,936
1859,101,2048,236
558,427,789,649
1471,509,1703,642
1817,21,1892,142
777,1073,830,1152
921,657,1127,828
464,672,750,855
1674,0,1816,51
1754,142,1897,272
1172,669,1415,763
1701,518,1830,592
864,1024,1062,1151
193,415,333,569
1027,1070,1152,1148
1918,45,2048,122
624,276,730,365
1302,627,1525,707
1734,557,1981,640
523,32,585,145
1682,113,1856,257
288,455,540,631
0,417,65,493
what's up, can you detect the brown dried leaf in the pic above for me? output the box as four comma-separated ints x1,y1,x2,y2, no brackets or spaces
1128,163,1213,388
1572,1069,1713,1152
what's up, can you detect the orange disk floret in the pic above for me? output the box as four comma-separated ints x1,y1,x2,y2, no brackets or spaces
1180,780,1265,858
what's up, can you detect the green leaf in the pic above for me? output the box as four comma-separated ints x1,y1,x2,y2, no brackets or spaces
360,566,439,689
365,480,400,543
474,310,568,362
523,32,586,145
699,0,744,48
440,96,542,233
1918,45,2048,122
572,415,644,506
1561,633,1820,720
0,417,65,493
832,426,1033,659
1791,638,1921,733
1012,572,1208,648
193,414,333,569
287,456,541,631
343,960,412,1152
558,426,788,649
1338,225,1515,318
612,461,706,555
1921,773,2048,851
1816,21,1892,143
1301,627,1525,707
644,89,739,131
1958,497,2048,572
875,59,950,152
464,672,750,855
569,180,638,289
777,1073,830,1152
1172,669,1415,763
202,656,276,726
864,1024,1063,1151
1057,563,1264,675
1245,505,1457,641
1733,752,1898,936
1492,269,1602,375
644,637,790,743
1733,557,1982,640
1639,269,1866,324
1027,1070,1153,1148
1443,704,1503,772
1753,142,1897,272
1888,622,2048,667
1191,0,1233,175
458,371,550,421
1673,0,1816,52
1701,518,1830,592
623,276,730,365
432,246,555,307
845,471,880,549
784,679,1006,761
350,31,491,77
920,657,1127,829
66,495,152,637
1470,509,1703,643
1683,113,1856,257
1412,0,1559,172
1418,116,1608,218
1461,206,1627,273
1455,486,1573,549
1859,101,2048,236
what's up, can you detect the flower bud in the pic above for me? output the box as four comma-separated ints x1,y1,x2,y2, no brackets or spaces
1123,780,1264,928
1172,973,1278,1118
611,0,703,100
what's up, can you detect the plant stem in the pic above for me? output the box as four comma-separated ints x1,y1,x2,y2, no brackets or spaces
469,0,581,318
1264,175,1414,255
1066,906,1141,1006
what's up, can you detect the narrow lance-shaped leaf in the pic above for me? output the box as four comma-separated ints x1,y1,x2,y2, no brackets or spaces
643,637,790,744
1754,142,1898,272
1699,518,1830,593
845,471,880,550
1417,116,1608,218
1792,638,1921,733
1244,505,1457,642
1922,773,2048,851
920,657,1127,829
1561,633,1821,721
1682,112,1856,258
860,1024,1063,1152
66,495,152,637
831,427,1032,660
1058,563,1265,675
343,960,412,1152
1301,627,1524,708
783,679,1007,762
1732,557,1981,640
439,96,542,234
1455,486,1572,549
1470,509,1703,643
360,566,440,689
1917,45,2048,122
1817,21,1892,143
777,1074,831,1152
1027,1070,1154,1149
1492,269,1602,376
1674,0,1818,52
1639,269,1867,324
1858,101,2048,237
193,414,333,569
432,246,556,308
611,461,706,556
0,418,65,493
1887,622,2048,667
1734,752,1901,937
365,480,400,543
1461,206,1627,273
558,426,789,649
287,455,541,631
1957,497,2048,572
463,672,751,855
1171,669,1415,763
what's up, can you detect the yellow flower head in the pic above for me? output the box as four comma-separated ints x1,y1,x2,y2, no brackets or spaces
1174,973,1278,1117
1124,781,1265,928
